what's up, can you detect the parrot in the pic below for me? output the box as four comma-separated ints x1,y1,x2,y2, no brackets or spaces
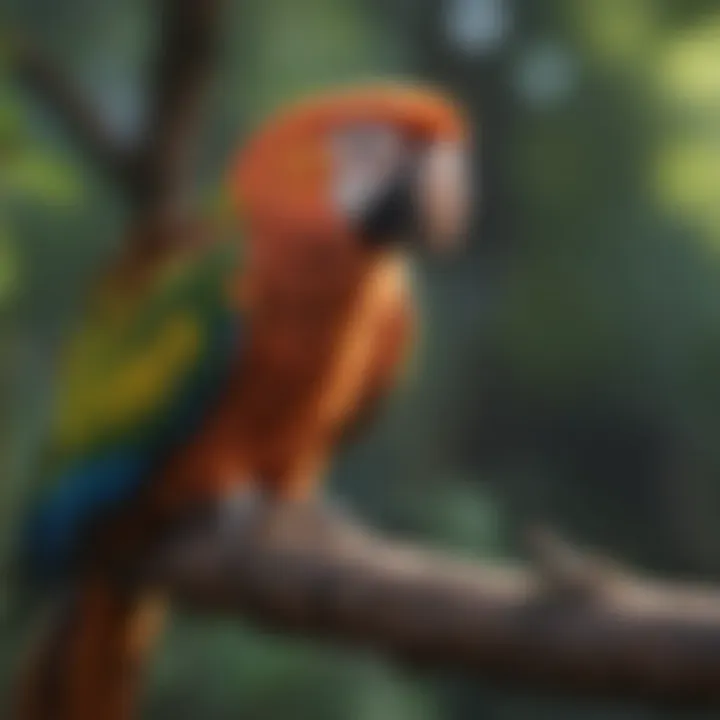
14,82,471,720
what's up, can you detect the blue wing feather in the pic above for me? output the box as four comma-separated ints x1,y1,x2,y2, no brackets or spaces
23,451,153,577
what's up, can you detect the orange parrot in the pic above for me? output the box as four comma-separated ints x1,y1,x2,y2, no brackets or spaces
15,83,472,720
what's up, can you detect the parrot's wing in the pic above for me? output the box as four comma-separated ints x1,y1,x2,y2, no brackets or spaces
22,242,241,580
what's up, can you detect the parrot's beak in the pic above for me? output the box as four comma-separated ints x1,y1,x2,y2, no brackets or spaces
354,139,471,251
415,141,471,253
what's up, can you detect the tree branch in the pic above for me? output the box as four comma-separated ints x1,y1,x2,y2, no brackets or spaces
132,0,224,228
143,501,720,707
10,0,225,247
10,37,134,194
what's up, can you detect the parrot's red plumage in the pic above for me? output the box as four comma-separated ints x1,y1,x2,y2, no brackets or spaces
16,82,471,720
156,84,468,504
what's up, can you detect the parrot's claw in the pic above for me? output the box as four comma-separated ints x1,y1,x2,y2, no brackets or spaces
285,496,369,549
216,485,269,536
305,496,354,530
213,487,369,550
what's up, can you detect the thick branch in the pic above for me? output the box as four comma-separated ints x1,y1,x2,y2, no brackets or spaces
11,38,134,193
11,0,224,245
144,502,720,707
133,0,224,224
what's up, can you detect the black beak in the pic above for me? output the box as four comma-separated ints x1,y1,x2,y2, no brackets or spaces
358,161,419,247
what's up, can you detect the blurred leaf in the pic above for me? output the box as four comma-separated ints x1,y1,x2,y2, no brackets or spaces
1,151,83,206
651,16,720,245
350,661,439,720
654,136,720,240
0,225,20,304
566,0,659,70
432,480,508,555
0,24,13,68
0,83,29,165
656,14,720,110
247,0,400,119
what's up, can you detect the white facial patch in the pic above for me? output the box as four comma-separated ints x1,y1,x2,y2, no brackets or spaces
331,124,406,220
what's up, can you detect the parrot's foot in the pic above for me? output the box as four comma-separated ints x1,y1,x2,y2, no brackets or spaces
216,485,272,538
211,487,370,552
301,495,357,532
274,495,370,551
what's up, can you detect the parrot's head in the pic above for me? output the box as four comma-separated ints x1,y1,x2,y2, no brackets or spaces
230,83,472,256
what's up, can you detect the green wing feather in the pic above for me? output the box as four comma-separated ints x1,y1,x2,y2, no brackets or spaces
50,243,236,470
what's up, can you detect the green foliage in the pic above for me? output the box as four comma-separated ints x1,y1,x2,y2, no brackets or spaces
2,152,82,205
242,0,404,120
0,223,19,304
0,73,85,318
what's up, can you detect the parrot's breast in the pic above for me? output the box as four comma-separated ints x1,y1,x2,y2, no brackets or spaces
156,251,410,500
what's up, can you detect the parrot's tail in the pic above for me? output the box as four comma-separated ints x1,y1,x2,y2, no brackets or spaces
14,577,166,720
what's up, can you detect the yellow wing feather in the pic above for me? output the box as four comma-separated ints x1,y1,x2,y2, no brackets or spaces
50,267,208,460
